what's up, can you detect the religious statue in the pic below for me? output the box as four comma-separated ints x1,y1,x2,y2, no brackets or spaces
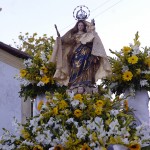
51,5,111,94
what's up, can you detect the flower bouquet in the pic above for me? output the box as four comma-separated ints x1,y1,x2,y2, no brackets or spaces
16,33,66,100
0,91,150,150
102,32,150,95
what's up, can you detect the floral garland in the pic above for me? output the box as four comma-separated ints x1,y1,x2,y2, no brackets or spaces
102,32,150,95
0,92,150,150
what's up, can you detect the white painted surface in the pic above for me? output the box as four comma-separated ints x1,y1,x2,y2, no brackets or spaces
0,61,21,135
125,89,149,125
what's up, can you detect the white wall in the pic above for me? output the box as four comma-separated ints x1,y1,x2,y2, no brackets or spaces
0,61,21,135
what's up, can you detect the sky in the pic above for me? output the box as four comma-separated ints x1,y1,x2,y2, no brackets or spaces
1,0,150,56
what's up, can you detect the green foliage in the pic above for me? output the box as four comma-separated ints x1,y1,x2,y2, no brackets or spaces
17,32,55,56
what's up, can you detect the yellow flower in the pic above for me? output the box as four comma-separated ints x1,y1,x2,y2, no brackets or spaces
124,99,128,111
92,132,97,141
95,107,102,115
73,94,83,102
41,76,49,84
20,69,27,77
122,46,131,54
109,136,122,144
21,129,30,139
136,68,141,75
128,55,138,64
36,76,41,81
81,143,91,150
74,109,82,118
40,66,48,74
128,143,141,150
122,71,133,81
54,145,64,150
105,119,111,125
47,54,51,60
37,100,44,111
33,145,43,150
53,107,58,115
96,100,104,107
58,100,68,110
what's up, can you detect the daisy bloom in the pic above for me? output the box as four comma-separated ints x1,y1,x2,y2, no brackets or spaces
122,71,133,81
128,55,138,64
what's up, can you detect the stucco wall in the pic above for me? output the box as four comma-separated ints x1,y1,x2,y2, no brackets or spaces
0,61,21,135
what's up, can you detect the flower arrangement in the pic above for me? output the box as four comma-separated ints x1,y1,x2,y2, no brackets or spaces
102,32,150,95
0,91,150,150
16,33,66,100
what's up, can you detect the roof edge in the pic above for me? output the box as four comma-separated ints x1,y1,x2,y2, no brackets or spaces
0,42,31,59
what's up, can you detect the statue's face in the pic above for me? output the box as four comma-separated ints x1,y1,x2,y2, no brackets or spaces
78,22,84,31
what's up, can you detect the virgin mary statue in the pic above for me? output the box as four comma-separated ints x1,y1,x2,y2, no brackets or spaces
50,6,111,93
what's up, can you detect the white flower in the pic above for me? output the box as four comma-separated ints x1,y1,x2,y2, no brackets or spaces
87,121,97,130
51,138,61,146
76,126,88,139
122,66,129,72
73,121,79,128
109,119,119,130
22,140,34,146
94,117,103,124
46,117,55,127
67,91,74,100
122,138,129,144
35,132,46,143
37,81,44,86
71,100,79,108
110,110,119,116
141,70,150,74
53,123,61,129
132,45,140,52
120,127,130,137
89,142,96,147
104,89,112,99
22,80,30,86
79,103,86,109
29,117,39,127
40,70,44,75
23,58,32,67
140,80,149,87
40,52,47,61
49,147,54,150
66,118,74,124
129,43,133,47
60,131,69,143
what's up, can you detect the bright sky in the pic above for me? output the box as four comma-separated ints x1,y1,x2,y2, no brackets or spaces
1,0,150,56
